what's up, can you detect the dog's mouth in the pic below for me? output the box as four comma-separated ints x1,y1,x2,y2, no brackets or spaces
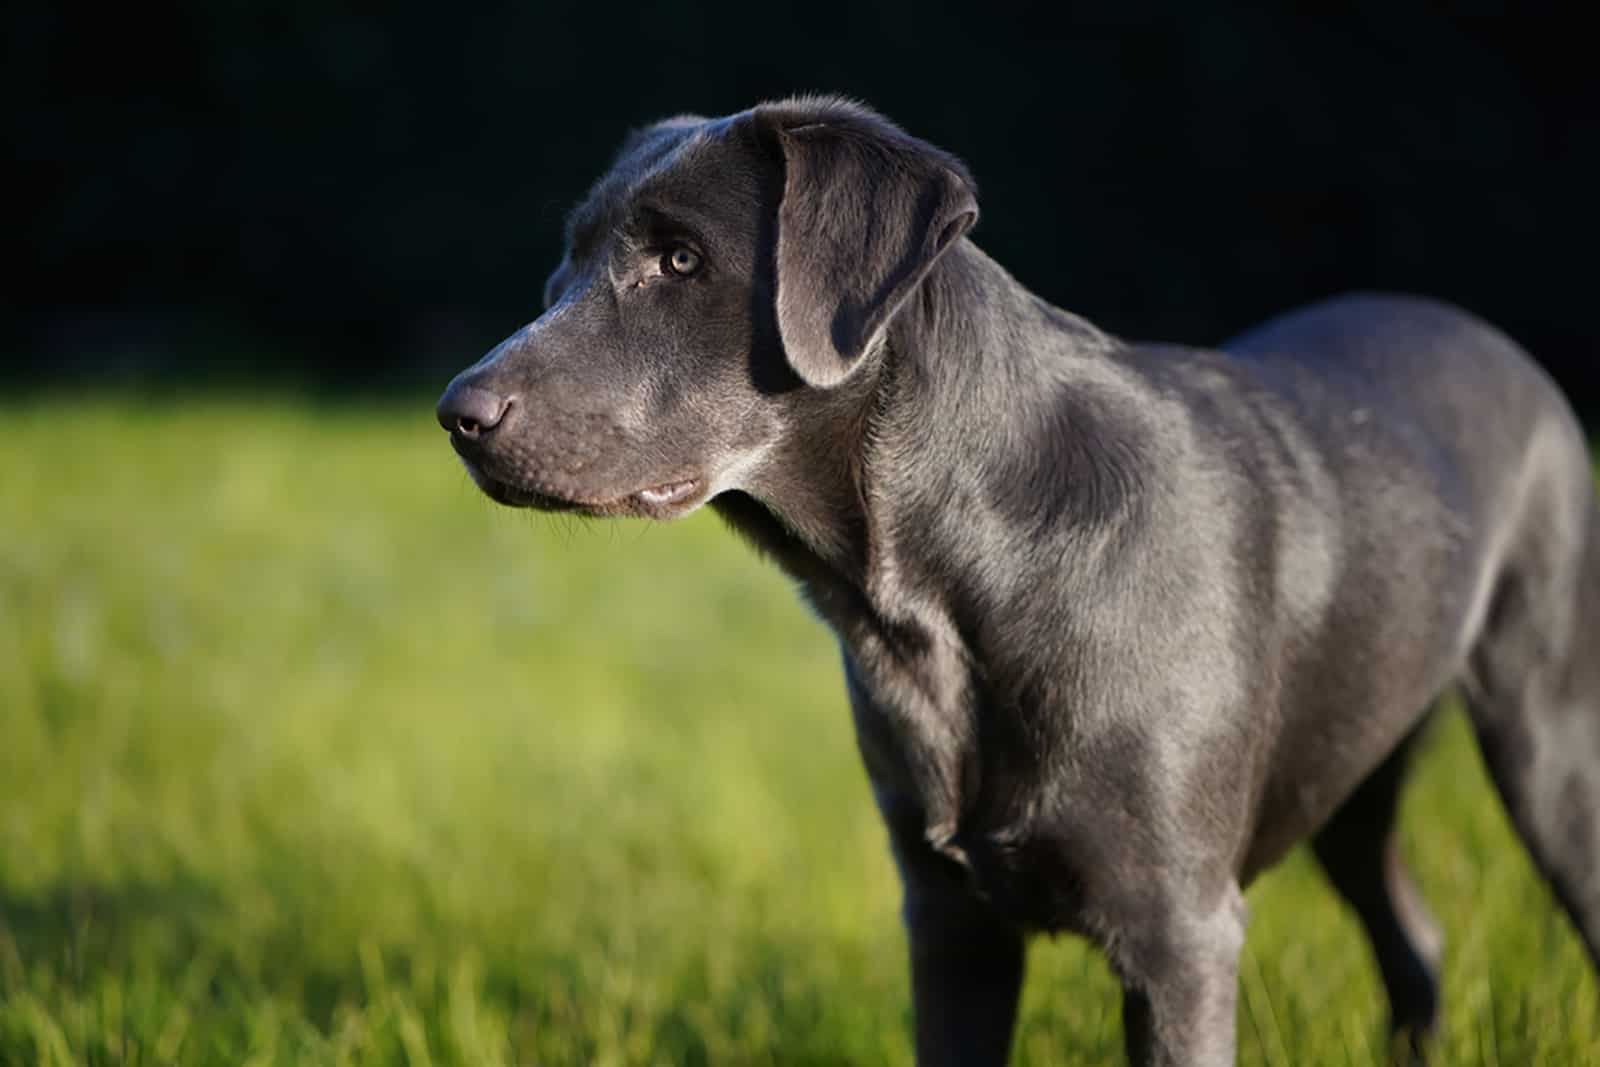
461,459,705,519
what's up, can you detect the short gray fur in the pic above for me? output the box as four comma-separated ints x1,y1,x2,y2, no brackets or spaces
437,97,1600,1066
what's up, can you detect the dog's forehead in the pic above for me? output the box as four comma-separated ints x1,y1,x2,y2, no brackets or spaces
566,114,754,239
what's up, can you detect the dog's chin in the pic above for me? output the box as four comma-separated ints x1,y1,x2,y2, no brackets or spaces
461,461,707,520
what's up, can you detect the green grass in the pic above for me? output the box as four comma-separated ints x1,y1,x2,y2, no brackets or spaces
0,395,1595,1065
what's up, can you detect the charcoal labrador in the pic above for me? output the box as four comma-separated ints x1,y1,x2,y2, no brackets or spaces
435,96,1600,1065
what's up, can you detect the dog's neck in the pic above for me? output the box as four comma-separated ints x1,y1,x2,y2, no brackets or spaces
714,238,1144,835
722,239,1130,618
717,237,1145,659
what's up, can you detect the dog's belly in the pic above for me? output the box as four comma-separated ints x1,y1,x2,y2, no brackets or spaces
1237,494,1481,879
1222,292,1575,877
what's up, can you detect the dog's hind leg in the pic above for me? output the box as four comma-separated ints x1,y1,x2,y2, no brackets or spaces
1462,500,1600,965
1313,726,1443,1059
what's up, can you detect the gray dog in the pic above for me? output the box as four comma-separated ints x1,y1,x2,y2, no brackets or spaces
436,97,1599,1065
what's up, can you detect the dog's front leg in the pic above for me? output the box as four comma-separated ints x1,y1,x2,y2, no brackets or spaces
1115,884,1247,1067
872,789,1024,1066
900,855,1026,1067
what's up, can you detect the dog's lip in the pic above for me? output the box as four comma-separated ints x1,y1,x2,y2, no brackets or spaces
634,478,699,507
460,458,705,517
554,475,707,516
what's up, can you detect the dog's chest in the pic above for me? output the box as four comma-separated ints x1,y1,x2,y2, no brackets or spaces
841,621,1176,935
841,635,1092,931
839,623,976,839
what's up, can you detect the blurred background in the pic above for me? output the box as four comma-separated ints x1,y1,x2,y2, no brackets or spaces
3,4,1598,1065
6,3,1598,408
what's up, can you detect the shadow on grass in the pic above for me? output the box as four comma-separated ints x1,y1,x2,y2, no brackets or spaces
0,865,913,1064
0,874,223,986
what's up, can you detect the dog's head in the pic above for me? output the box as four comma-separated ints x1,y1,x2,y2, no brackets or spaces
436,97,977,518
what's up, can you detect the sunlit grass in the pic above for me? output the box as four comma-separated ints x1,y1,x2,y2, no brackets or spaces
0,396,1595,1064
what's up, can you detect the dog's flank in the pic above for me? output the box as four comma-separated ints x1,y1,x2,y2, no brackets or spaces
437,96,1600,1066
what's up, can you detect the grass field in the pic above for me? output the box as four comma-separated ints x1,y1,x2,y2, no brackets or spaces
1,396,1596,1065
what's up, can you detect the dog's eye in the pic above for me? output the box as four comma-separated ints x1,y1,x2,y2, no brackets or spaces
664,246,702,277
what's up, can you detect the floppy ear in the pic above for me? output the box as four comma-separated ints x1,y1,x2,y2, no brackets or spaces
757,100,979,387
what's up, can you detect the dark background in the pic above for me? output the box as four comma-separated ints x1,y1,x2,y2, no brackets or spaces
6,3,1597,415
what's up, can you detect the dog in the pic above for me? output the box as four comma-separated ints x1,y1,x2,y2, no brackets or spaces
436,96,1600,1065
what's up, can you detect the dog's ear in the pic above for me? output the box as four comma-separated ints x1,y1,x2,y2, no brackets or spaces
753,99,978,388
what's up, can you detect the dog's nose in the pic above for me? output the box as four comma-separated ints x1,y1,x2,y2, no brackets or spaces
436,382,511,438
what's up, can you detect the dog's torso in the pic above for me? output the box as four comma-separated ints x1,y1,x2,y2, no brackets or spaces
776,259,1591,938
